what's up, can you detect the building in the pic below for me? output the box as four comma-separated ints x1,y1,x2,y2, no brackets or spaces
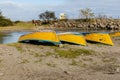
59,13,67,20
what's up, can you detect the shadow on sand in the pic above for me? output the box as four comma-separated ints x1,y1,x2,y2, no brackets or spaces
19,40,56,46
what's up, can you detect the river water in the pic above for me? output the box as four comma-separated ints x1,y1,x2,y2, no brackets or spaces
0,31,31,44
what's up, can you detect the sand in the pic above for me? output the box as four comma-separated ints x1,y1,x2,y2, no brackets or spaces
0,37,120,80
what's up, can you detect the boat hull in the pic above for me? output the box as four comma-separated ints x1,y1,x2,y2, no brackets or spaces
58,32,86,46
18,31,61,45
109,32,120,37
84,33,114,46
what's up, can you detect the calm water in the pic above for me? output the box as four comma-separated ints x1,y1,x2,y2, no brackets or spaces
0,31,31,44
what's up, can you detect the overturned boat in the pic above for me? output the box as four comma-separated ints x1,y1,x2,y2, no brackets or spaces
18,30,61,46
84,32,114,46
109,32,120,37
57,32,86,46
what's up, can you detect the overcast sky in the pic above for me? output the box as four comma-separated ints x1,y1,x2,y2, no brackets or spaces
0,0,120,21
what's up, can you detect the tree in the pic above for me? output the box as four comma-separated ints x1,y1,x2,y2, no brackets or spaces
0,10,13,26
96,13,108,19
0,10,2,16
39,10,56,22
80,8,94,19
0,10,4,19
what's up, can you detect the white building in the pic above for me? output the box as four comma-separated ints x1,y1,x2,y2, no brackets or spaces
59,13,67,20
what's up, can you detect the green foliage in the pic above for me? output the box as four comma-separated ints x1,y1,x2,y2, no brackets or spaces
56,49,80,58
39,10,56,24
14,22,34,28
74,48,94,55
14,20,21,24
0,10,13,26
0,18,13,26
55,48,95,58
45,52,54,56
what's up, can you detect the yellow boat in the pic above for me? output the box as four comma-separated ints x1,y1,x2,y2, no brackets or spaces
84,32,114,46
18,30,61,45
58,32,86,46
109,32,120,37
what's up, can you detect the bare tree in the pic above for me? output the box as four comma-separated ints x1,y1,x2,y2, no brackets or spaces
96,13,108,19
80,8,94,19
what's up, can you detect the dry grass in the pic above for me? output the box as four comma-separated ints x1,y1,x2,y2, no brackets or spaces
0,22,35,31
55,48,95,58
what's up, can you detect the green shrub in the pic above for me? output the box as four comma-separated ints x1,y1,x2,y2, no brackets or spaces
56,49,80,58
14,20,21,24
0,18,13,26
55,48,95,58
0,11,13,26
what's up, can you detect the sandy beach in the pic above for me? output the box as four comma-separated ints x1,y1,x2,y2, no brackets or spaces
0,0,120,79
0,36,120,80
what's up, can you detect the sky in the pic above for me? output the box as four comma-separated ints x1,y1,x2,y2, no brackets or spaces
0,0,120,21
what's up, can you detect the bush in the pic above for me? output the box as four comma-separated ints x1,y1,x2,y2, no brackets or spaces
0,18,13,26
14,20,21,24
41,21,49,25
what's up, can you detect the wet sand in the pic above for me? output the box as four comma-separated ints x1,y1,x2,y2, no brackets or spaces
0,36,120,80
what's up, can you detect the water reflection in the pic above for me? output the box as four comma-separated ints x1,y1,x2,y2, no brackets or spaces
0,31,31,44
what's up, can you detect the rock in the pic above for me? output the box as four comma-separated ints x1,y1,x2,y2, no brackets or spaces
0,73,4,76
64,71,69,75
116,68,120,73
58,44,64,48
50,19,120,30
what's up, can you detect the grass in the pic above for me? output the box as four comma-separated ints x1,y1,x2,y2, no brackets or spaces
102,57,117,63
82,57,93,61
55,48,95,58
46,63,56,67
74,48,94,55
45,52,54,56
0,59,3,68
14,22,34,29
69,59,78,66
0,22,34,31
34,53,42,57
20,59,29,64
55,49,79,58
45,52,56,57
8,43,24,53
91,63,120,74
35,58,42,63
0,59,2,63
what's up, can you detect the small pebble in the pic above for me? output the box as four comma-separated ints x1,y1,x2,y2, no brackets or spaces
116,68,120,73
0,73,4,76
